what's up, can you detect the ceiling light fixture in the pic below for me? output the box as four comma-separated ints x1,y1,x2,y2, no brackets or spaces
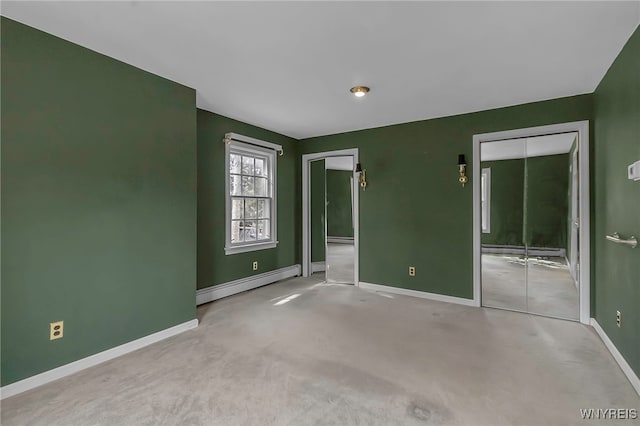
350,86,370,97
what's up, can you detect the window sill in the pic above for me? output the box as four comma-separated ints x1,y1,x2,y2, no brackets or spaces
225,241,278,255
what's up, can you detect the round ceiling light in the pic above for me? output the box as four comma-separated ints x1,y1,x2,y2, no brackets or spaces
350,86,370,97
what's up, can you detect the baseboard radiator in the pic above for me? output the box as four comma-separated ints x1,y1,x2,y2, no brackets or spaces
196,264,301,306
482,245,566,257
326,236,354,244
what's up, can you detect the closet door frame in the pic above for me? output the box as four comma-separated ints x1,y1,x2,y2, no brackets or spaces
472,121,590,324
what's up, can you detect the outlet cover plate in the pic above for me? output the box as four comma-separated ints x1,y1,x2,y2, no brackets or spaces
50,321,64,340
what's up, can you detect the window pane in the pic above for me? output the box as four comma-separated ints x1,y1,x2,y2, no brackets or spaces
258,219,270,240
243,221,257,242
245,199,257,219
255,157,267,177
230,154,241,174
257,199,270,219
242,156,254,175
231,220,243,243
232,198,243,219
230,175,241,196
254,177,267,197
241,176,254,196
227,145,276,249
481,202,487,230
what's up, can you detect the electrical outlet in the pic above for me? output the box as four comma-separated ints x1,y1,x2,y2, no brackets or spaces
616,310,621,328
50,321,64,340
409,266,416,277
252,261,258,271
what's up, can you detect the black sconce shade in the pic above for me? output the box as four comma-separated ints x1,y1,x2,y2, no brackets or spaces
355,162,363,173
457,154,466,166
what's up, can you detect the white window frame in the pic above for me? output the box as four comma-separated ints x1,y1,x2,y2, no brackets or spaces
224,140,278,255
481,168,491,233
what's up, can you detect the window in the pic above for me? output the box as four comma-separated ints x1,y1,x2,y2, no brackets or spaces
225,140,277,254
481,168,491,233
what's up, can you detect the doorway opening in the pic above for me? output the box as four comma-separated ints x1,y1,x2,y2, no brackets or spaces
302,149,359,285
473,121,590,324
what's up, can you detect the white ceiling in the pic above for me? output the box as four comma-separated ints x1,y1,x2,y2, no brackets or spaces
2,2,639,139
481,132,577,161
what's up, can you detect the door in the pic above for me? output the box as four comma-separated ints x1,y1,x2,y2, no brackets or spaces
480,132,580,320
480,138,527,311
325,157,355,284
310,159,326,274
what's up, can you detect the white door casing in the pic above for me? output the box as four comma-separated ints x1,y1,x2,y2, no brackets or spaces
473,121,590,324
302,149,359,286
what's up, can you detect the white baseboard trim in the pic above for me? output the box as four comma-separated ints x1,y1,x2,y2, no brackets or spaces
311,261,326,273
327,236,354,244
590,318,640,396
0,318,198,400
197,264,301,306
359,282,477,307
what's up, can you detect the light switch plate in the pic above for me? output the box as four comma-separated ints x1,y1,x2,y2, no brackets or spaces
628,160,640,181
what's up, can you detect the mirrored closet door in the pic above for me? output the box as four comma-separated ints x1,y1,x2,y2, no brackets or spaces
480,133,580,321
325,157,355,284
309,157,356,284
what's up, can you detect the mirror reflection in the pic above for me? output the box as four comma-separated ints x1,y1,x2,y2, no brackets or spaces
480,132,579,320
310,157,355,284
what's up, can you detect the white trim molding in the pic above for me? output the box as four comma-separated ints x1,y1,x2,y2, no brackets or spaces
591,318,640,396
481,167,491,233
359,282,476,307
473,120,590,324
311,261,326,273
224,132,283,154
302,149,359,286
224,140,278,255
0,319,198,400
196,265,300,305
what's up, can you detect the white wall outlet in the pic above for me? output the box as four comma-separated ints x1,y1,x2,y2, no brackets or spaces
409,266,416,277
628,160,640,181
252,261,258,271
50,321,64,340
616,310,621,328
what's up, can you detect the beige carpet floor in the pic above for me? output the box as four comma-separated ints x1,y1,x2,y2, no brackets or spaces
2,275,638,425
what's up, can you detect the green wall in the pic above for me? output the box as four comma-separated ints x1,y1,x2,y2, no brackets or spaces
197,110,299,289
1,18,197,386
593,25,640,377
480,159,525,247
326,170,354,238
301,95,592,298
310,160,326,262
525,154,570,249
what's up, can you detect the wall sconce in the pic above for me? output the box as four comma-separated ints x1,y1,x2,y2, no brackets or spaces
355,162,367,190
457,154,468,187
